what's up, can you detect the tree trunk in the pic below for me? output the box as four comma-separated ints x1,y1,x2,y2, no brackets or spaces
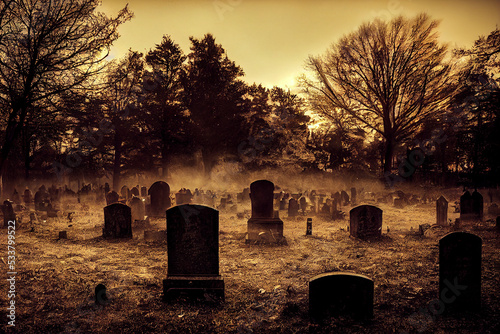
383,136,394,174
112,133,122,191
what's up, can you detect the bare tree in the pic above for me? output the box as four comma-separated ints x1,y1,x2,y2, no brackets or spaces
303,14,459,174
0,0,132,187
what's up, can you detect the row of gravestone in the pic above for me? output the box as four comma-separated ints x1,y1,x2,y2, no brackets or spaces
102,202,484,322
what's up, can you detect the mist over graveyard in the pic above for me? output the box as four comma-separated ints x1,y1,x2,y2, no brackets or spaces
1,1,500,334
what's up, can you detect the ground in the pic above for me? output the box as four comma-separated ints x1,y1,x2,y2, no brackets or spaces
1,186,499,334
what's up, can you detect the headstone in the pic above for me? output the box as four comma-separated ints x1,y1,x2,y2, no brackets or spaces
148,181,171,217
309,272,374,322
436,196,448,226
288,198,299,217
163,204,224,302
242,187,250,201
23,188,32,206
471,190,483,221
439,232,482,314
460,191,473,221
175,188,193,205
340,190,350,206
246,180,285,244
306,218,312,235
129,196,145,222
140,186,148,197
95,284,108,305
105,191,120,205
2,200,15,227
349,205,383,239
279,198,287,211
59,231,67,239
130,187,140,197
12,190,20,204
299,196,307,214
350,187,357,205
103,203,132,239
120,186,131,200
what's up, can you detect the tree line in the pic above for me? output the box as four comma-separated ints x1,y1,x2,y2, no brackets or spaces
0,1,498,192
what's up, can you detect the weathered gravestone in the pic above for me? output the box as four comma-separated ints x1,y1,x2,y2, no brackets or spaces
103,203,132,239
130,187,140,197
148,181,171,217
163,204,224,302
340,190,350,206
306,218,312,235
140,186,148,197
23,188,32,206
349,205,382,239
460,191,473,221
309,272,374,322
2,200,15,227
242,187,250,201
436,196,448,226
129,196,145,222
471,190,483,221
288,198,299,217
246,180,285,244
439,232,481,314
350,187,357,206
105,191,120,205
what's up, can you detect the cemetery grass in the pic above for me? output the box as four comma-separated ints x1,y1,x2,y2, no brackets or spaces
1,197,500,333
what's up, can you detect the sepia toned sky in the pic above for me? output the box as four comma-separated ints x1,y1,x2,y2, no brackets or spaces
99,0,500,89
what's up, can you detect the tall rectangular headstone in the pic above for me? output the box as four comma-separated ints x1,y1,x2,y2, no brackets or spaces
436,195,448,226
2,200,15,227
349,205,383,239
309,272,373,322
471,190,483,221
439,232,481,314
163,204,224,302
148,181,171,217
103,203,132,239
460,191,473,221
246,180,285,244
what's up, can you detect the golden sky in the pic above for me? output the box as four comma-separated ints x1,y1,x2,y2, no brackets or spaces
99,0,500,89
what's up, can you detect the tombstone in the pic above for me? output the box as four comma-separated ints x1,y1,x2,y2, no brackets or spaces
242,187,250,201
471,190,483,221
140,186,148,197
246,180,285,244
460,191,474,221
340,190,350,206
103,203,132,239
2,200,15,227
163,204,224,301
34,190,44,211
120,186,131,200
175,188,193,205
349,205,383,239
105,191,120,205
59,231,67,239
332,191,341,206
306,218,312,235
130,187,140,197
439,232,482,314
279,198,287,211
436,196,448,226
23,188,32,206
288,198,299,217
350,187,357,206
95,284,108,305
299,196,307,214
129,196,145,222
309,272,374,322
148,181,171,217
